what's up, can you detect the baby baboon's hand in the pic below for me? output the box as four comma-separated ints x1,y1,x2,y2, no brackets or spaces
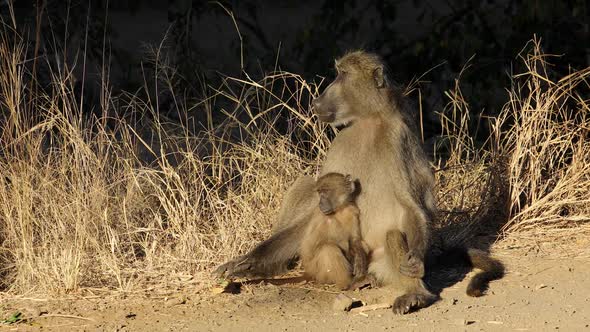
212,256,254,278
399,251,425,279
347,275,376,291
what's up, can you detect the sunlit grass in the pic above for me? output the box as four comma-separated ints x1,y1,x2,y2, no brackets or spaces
0,28,588,296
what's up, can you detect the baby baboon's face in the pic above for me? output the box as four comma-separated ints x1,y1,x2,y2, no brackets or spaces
312,51,387,127
316,173,355,215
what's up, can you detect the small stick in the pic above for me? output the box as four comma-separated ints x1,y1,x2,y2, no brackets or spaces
38,314,95,322
350,302,392,313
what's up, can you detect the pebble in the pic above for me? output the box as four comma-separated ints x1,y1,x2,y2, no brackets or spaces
455,319,475,325
332,294,354,312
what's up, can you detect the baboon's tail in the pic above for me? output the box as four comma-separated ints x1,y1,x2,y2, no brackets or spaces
433,247,504,297
464,248,504,297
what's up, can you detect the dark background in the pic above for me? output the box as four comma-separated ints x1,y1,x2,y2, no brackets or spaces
3,0,589,143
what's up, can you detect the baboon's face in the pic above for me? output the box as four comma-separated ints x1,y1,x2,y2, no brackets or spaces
312,51,386,126
316,173,356,215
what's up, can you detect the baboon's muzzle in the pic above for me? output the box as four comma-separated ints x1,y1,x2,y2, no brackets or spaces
312,97,336,123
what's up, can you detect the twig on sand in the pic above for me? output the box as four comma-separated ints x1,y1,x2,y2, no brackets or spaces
37,314,95,322
350,303,392,314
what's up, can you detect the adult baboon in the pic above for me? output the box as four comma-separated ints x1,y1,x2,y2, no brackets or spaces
215,50,500,314
300,173,368,290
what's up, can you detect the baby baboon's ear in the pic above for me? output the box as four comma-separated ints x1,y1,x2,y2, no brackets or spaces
373,66,386,88
345,174,356,194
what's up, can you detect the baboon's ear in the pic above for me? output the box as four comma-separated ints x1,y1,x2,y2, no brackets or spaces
373,66,386,88
345,174,355,193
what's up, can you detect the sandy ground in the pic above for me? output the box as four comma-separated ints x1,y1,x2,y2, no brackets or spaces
1,252,589,331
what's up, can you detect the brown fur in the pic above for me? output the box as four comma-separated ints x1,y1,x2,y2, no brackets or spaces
299,173,368,289
214,51,437,313
465,249,504,297
215,51,500,314
312,50,437,313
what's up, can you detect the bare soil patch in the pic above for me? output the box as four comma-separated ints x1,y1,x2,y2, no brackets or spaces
1,252,588,331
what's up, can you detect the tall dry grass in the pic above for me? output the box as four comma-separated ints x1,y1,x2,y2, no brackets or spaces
0,29,588,296
495,39,590,253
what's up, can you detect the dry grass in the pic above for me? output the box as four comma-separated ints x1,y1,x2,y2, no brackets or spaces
0,28,588,296
495,39,590,254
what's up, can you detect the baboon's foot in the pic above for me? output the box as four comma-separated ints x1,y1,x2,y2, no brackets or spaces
399,252,425,279
213,256,257,279
392,292,436,315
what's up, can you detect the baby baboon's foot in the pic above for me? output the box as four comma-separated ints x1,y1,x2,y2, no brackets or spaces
399,252,425,279
392,292,435,315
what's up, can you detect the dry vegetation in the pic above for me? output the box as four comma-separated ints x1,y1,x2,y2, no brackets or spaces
0,26,588,297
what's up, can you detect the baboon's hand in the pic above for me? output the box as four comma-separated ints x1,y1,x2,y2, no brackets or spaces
347,275,375,291
349,240,368,279
212,256,255,278
399,251,425,279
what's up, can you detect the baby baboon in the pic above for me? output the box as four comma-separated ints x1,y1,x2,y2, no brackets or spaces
215,50,502,314
300,173,368,289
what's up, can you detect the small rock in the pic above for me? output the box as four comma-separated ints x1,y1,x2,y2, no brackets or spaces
165,295,188,307
450,298,458,305
455,319,475,326
333,294,354,312
27,307,48,317
535,284,547,290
